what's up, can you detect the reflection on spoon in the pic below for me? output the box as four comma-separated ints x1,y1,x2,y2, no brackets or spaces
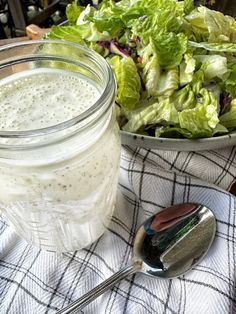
57,203,216,314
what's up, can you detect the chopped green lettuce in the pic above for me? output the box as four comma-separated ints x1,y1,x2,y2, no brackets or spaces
123,99,179,132
185,6,232,43
66,1,84,25
219,99,236,129
184,0,194,15
224,63,236,98
152,32,188,69
46,23,110,43
139,39,160,97
179,52,196,86
189,41,236,52
178,88,219,138
45,0,236,139
156,67,179,96
171,85,196,111
194,54,229,81
130,10,182,46
108,56,141,109
46,25,86,44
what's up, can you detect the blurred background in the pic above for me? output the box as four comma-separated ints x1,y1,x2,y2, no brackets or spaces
0,0,63,38
0,0,71,39
0,0,235,39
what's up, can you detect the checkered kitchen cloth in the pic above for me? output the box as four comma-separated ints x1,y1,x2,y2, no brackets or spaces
0,145,236,314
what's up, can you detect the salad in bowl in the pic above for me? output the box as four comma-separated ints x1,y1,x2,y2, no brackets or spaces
45,0,236,147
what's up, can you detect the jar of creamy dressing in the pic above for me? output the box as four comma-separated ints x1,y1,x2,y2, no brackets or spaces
0,40,120,252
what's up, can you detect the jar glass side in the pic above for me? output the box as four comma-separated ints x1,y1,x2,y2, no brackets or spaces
0,110,120,252
0,40,121,252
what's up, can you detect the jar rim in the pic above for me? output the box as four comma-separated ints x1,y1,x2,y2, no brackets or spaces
0,39,116,139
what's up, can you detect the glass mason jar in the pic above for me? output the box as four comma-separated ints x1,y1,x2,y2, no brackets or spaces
0,40,121,252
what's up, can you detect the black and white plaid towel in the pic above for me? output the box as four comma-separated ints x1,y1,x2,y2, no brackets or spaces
0,145,236,314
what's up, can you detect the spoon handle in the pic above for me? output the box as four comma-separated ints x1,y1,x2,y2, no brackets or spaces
57,262,141,314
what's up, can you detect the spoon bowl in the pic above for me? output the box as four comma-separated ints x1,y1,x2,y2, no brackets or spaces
133,203,216,278
57,203,216,314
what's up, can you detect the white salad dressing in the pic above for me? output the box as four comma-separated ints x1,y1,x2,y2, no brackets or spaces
0,69,121,252
0,68,100,131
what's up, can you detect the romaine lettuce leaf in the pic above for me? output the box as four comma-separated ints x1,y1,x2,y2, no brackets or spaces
155,126,197,138
185,6,231,43
178,88,219,138
108,55,141,109
194,54,229,81
189,41,236,52
219,99,236,129
96,0,147,25
139,39,161,97
129,0,186,15
152,32,188,69
135,0,193,16
130,11,182,46
179,52,196,86
76,4,96,25
66,1,84,25
183,0,194,15
224,63,236,98
212,123,230,135
171,84,196,111
156,68,179,96
139,38,180,96
90,16,124,37
47,23,110,43
155,123,228,138
65,4,111,42
82,2,124,37
191,65,206,94
77,22,111,41
122,99,179,132
46,25,85,44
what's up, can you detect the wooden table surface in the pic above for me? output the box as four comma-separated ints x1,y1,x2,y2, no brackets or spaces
0,36,29,46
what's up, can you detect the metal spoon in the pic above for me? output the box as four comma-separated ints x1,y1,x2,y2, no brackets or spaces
57,203,216,314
